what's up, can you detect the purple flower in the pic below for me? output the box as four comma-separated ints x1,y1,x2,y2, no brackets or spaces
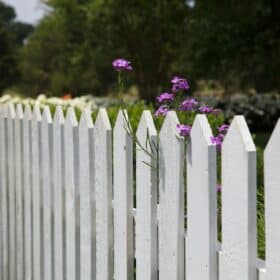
176,124,192,137
218,124,230,133
216,184,222,193
171,76,190,92
199,106,213,114
112,58,132,71
212,108,222,115
154,105,169,117
210,134,224,150
179,98,198,111
171,76,181,84
156,92,174,103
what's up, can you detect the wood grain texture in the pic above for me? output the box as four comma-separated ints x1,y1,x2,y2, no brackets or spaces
7,104,16,280
15,104,24,280
158,111,185,280
219,116,257,280
31,104,42,280
186,114,218,280
94,109,113,280
53,106,64,280
263,119,280,280
41,106,53,280
113,110,134,280
64,108,78,280
0,105,8,280
79,109,94,280
23,104,33,280
135,110,158,280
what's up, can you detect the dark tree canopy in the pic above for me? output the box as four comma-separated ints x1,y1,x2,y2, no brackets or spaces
0,1,33,92
17,0,280,99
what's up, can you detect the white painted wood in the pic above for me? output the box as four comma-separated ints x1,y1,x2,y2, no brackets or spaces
186,114,218,280
89,111,96,280
31,104,42,280
53,106,64,280
88,110,96,279
94,109,113,280
15,104,24,280
258,268,266,280
262,119,280,280
22,104,33,280
135,110,158,280
79,109,94,280
113,110,134,280
257,259,266,280
41,106,53,280
0,105,8,280
158,111,185,280
64,107,78,280
7,104,16,280
219,116,257,280
0,105,2,279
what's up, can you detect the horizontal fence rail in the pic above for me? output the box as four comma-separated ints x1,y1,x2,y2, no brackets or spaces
0,103,279,280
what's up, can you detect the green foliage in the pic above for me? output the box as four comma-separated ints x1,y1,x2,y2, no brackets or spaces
19,0,279,99
181,0,280,92
207,93,280,132
2,0,280,99
0,1,33,92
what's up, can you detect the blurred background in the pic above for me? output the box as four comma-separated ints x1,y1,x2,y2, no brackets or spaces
0,0,279,132
0,0,278,257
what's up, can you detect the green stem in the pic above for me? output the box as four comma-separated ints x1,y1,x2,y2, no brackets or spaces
117,71,124,103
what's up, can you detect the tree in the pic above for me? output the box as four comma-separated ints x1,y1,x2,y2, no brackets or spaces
180,0,280,92
0,1,33,92
20,0,191,99
20,0,280,99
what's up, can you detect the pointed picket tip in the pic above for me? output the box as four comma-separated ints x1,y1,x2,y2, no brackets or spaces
95,108,111,131
23,104,32,120
265,119,280,156
114,109,130,131
79,109,93,129
42,106,52,123
8,103,16,118
65,107,78,126
191,114,213,145
223,115,255,152
159,111,180,138
53,106,64,124
1,104,8,118
32,103,42,121
136,110,157,139
16,104,24,119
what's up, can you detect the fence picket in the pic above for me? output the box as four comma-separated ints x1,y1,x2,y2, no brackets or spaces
23,104,33,280
94,109,113,280
53,106,64,280
263,119,280,280
1,105,280,280
31,104,42,280
15,104,24,280
41,106,53,280
186,114,217,280
79,109,94,280
158,111,185,280
64,107,78,280
113,110,134,280
7,104,16,280
0,105,8,280
219,116,257,280
135,110,158,280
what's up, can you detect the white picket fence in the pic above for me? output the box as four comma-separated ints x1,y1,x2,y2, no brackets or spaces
0,103,279,280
